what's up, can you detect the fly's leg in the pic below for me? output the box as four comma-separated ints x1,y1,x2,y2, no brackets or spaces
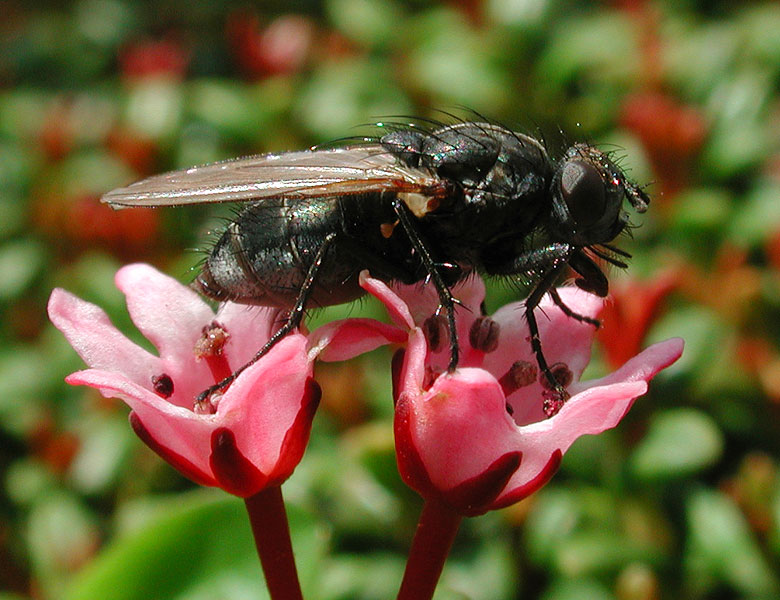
523,267,569,396
195,232,337,407
486,243,576,397
548,288,600,328
392,198,461,371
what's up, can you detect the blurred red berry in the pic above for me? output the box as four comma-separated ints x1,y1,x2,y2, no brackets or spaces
227,11,313,79
119,38,190,81
598,271,679,369
105,127,158,175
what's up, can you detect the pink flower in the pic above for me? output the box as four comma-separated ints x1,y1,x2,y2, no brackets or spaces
48,264,404,497
361,273,684,516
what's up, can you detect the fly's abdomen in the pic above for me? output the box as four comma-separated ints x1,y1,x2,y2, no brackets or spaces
194,198,364,308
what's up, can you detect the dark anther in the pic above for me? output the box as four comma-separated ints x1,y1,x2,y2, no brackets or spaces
498,360,538,397
469,316,500,353
151,373,174,398
422,314,449,353
505,402,514,415
194,321,230,358
539,362,573,391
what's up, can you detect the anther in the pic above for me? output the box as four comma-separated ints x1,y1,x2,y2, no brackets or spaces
469,316,500,353
422,314,449,353
539,362,573,391
193,321,233,391
194,321,230,359
498,360,537,396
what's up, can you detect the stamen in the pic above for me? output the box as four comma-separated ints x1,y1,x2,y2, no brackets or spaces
422,314,449,353
194,321,232,384
498,360,537,396
539,362,573,391
151,373,174,398
469,317,500,353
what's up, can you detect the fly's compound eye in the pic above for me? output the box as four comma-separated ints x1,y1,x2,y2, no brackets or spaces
559,160,608,228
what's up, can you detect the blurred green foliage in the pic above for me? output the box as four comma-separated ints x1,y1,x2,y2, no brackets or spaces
1,0,779,598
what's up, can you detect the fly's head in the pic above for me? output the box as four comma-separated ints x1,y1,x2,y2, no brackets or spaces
548,143,649,248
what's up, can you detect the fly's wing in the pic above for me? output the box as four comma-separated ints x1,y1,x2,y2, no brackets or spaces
101,146,442,208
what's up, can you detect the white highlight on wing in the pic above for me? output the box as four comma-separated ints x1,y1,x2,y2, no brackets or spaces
101,146,435,208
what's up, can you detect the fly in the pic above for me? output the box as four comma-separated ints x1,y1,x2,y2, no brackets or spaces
102,120,649,406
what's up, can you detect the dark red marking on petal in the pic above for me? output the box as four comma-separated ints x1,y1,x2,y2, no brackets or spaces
129,411,215,487
209,428,268,497
491,449,563,510
391,348,405,405
151,373,174,398
442,451,522,516
269,377,321,485
394,393,436,498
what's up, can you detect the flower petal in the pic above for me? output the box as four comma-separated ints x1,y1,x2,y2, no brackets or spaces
310,318,406,362
571,337,685,394
398,368,520,493
360,271,415,329
67,368,216,478
486,287,604,424
115,264,215,362
497,380,648,506
48,289,161,387
487,287,603,376
215,334,316,477
214,303,282,365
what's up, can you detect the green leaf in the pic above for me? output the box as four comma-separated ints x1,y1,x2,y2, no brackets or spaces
629,409,724,481
0,239,47,300
540,577,612,600
685,488,780,598
64,491,326,600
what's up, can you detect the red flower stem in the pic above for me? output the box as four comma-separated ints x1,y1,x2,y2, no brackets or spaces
244,486,304,600
397,498,463,600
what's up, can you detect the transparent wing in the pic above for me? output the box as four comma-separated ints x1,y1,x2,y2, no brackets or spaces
101,146,440,208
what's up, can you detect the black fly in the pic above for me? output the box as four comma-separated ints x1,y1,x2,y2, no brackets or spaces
102,120,649,406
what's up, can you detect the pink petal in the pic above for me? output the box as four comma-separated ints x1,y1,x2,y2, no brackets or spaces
397,328,430,392
485,288,604,424
571,337,685,394
497,380,648,505
215,334,315,476
389,274,485,325
310,318,406,362
48,289,161,388
214,303,283,365
487,287,603,376
115,264,215,362
360,271,415,329
401,369,520,492
494,339,683,505
66,368,216,478
130,412,216,487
